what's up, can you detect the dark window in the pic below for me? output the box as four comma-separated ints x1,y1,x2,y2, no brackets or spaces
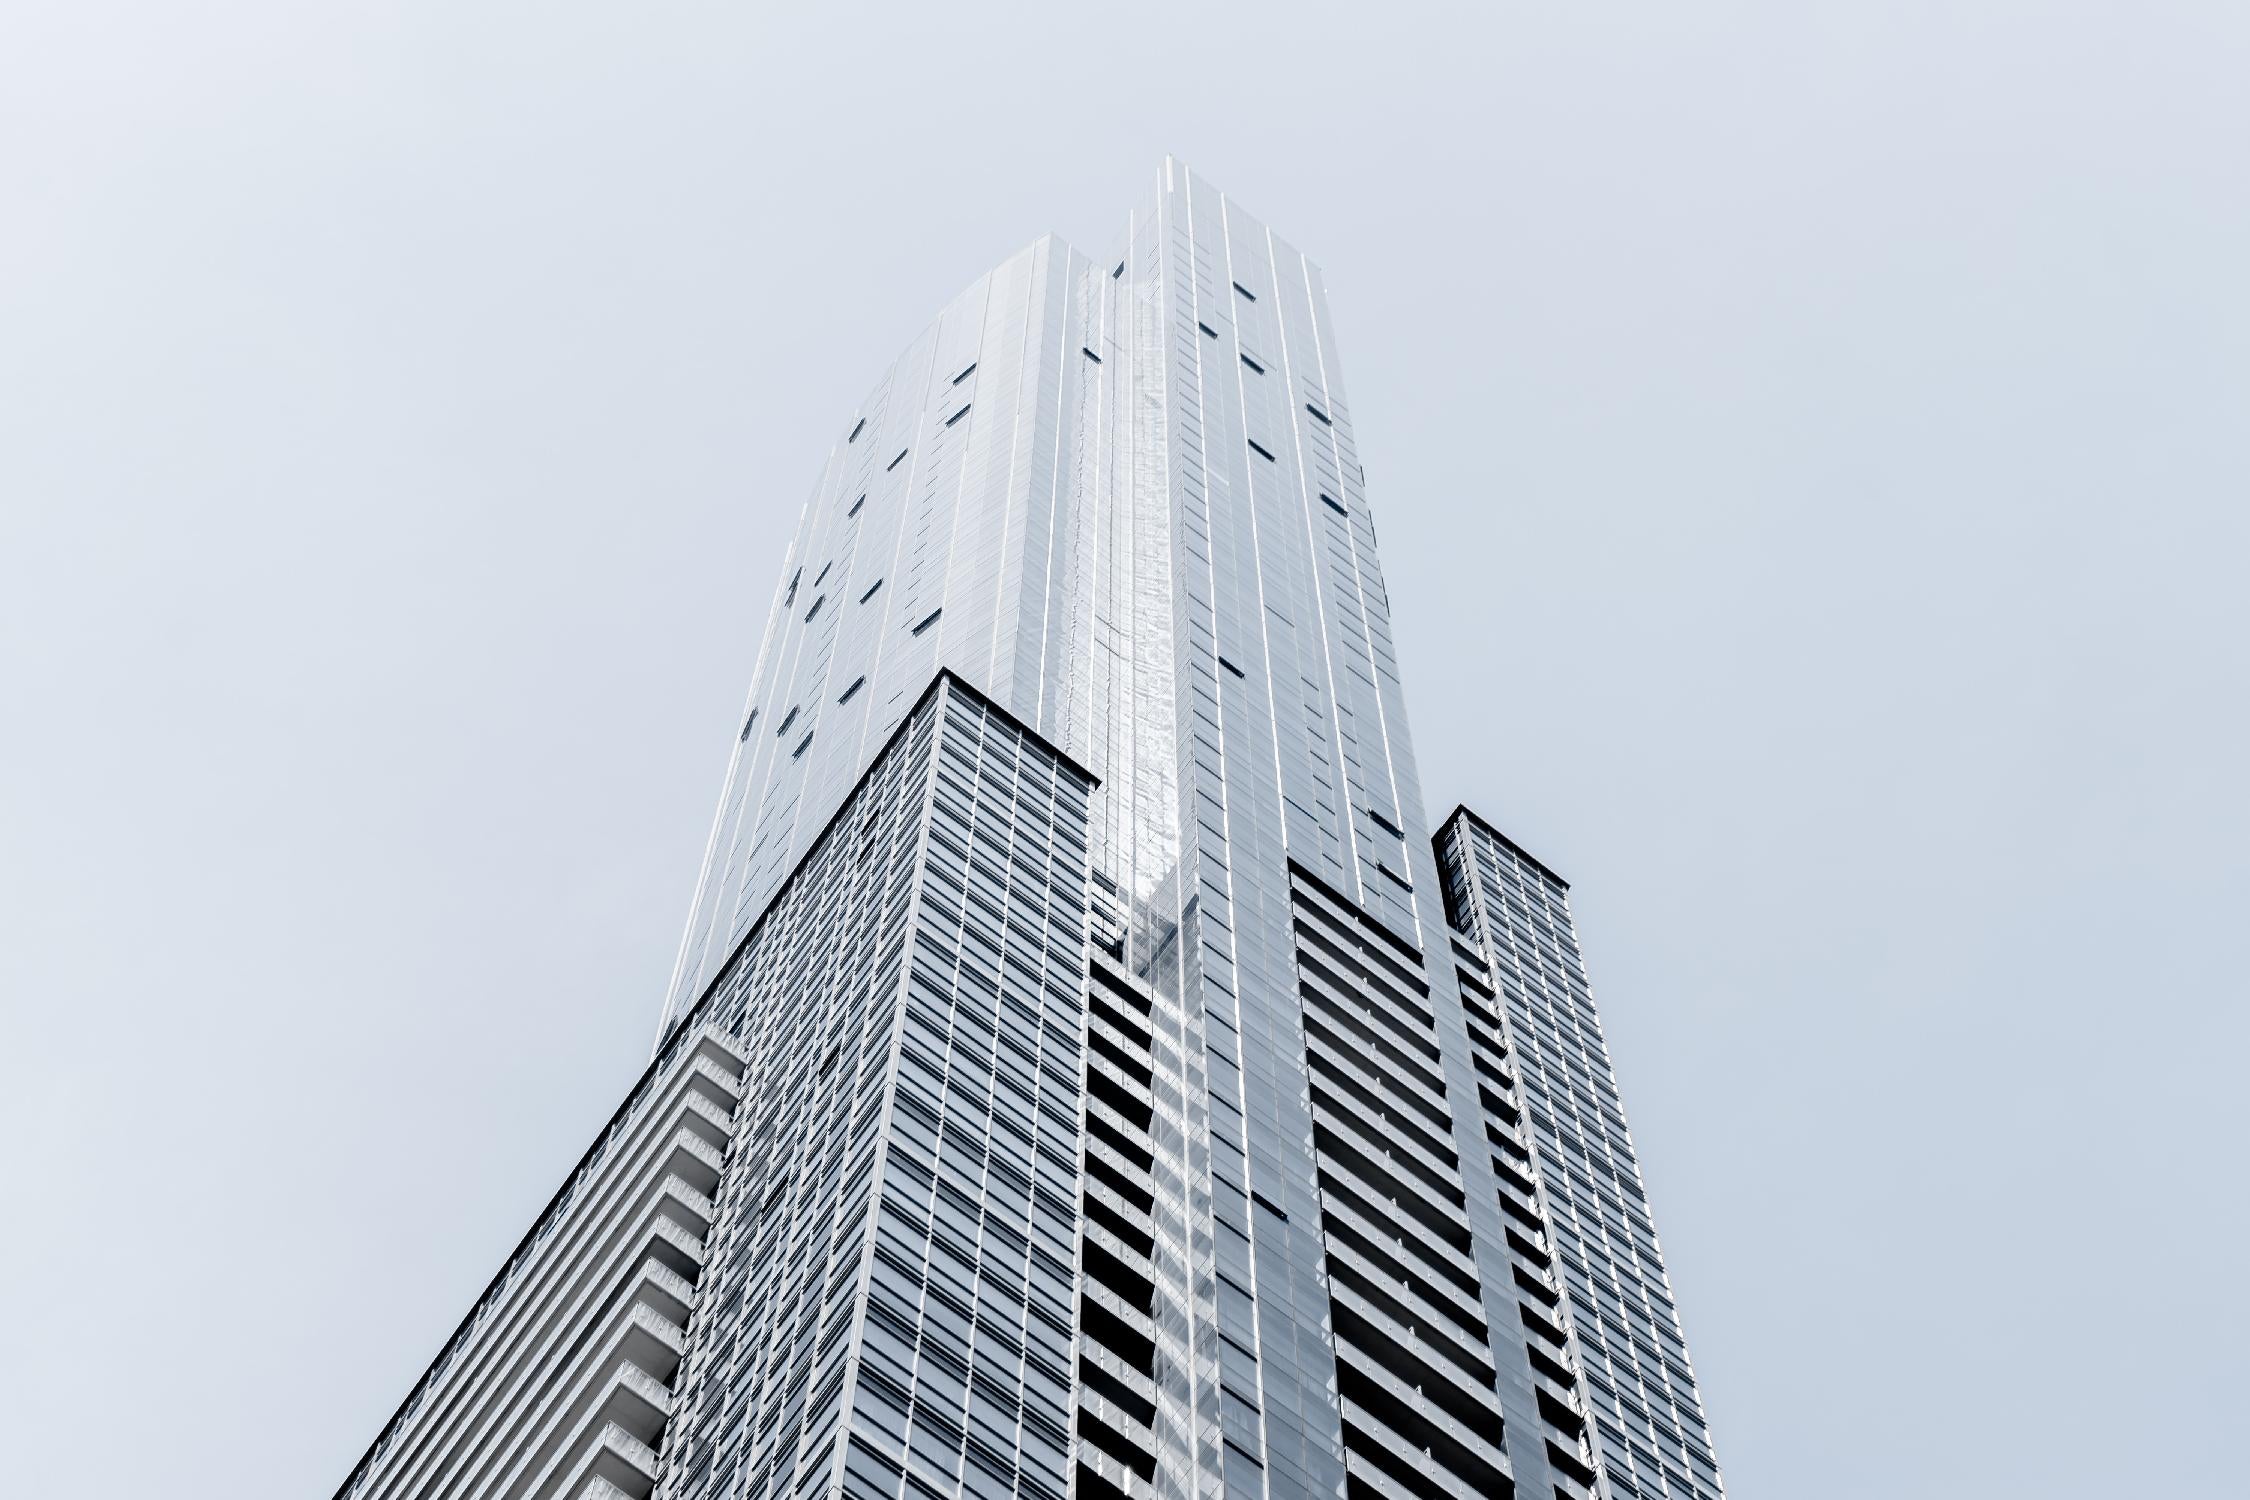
887,448,909,471
838,676,866,704
1320,492,1348,515
952,361,977,385
860,578,884,603
913,609,942,636
1240,353,1265,374
739,709,758,741
1082,346,1102,364
1217,656,1245,679
848,417,865,442
792,730,815,759
1247,439,1276,462
847,493,865,517
1306,404,1332,425
1197,321,1219,339
775,706,799,736
1232,280,1257,301
945,403,971,426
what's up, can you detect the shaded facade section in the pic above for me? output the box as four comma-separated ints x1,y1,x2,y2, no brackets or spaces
1437,808,1727,1500
336,1023,748,1500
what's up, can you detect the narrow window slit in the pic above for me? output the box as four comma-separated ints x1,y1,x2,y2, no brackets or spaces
952,361,977,384
912,609,942,636
1240,353,1265,374
859,578,883,603
1247,439,1276,462
1306,404,1332,425
1082,346,1102,363
1320,492,1348,515
945,403,971,426
847,418,865,442
838,676,866,704
1218,656,1245,679
887,448,909,471
1232,281,1257,301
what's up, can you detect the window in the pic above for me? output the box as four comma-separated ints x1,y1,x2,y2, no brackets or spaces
1081,346,1101,364
1246,439,1275,462
848,417,865,442
848,493,866,518
839,676,867,704
1306,403,1332,425
739,709,758,741
860,578,884,603
1231,280,1256,301
887,448,909,471
952,360,976,385
1320,492,1348,515
1239,353,1265,374
945,403,971,426
1197,321,1219,339
913,609,942,636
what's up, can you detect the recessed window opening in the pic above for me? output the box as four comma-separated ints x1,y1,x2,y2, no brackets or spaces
1247,439,1276,462
945,403,971,426
859,578,884,603
886,448,909,471
1240,353,1265,374
838,676,866,704
1232,280,1257,301
912,609,942,636
952,361,977,384
847,418,865,442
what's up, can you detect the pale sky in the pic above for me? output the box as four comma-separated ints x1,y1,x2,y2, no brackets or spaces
3,3,2245,1495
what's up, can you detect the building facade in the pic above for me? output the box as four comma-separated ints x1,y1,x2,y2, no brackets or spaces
340,161,1725,1500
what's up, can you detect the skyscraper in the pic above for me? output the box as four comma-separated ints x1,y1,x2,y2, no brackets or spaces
337,160,1725,1500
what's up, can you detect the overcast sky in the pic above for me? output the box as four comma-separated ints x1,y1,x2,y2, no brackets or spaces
3,3,2245,1495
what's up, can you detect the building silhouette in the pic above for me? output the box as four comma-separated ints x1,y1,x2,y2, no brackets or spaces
338,160,1724,1500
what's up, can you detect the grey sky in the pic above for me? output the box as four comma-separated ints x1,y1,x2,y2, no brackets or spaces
3,2,2244,1494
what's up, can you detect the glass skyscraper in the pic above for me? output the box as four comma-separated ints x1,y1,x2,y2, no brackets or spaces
338,160,1725,1500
